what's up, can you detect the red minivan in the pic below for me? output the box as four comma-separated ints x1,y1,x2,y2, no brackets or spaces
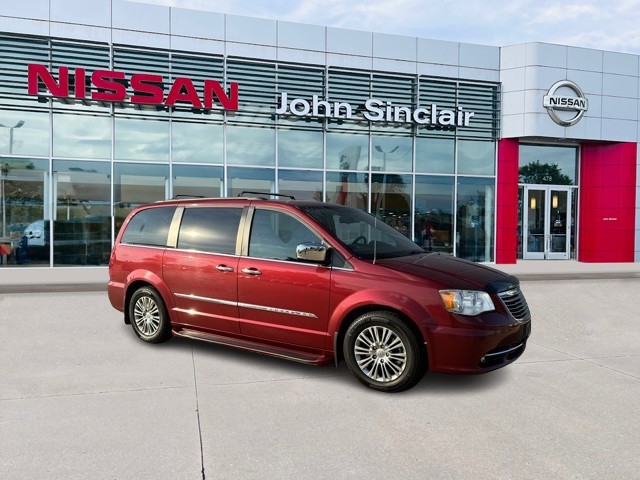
108,197,531,392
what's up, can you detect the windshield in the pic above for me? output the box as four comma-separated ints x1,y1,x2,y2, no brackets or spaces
301,205,423,260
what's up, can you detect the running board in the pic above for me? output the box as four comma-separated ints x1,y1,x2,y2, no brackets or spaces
174,328,328,365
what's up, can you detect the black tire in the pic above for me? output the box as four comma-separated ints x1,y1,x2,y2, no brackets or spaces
343,311,426,392
129,287,172,344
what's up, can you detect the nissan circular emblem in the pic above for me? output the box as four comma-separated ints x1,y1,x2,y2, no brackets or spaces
543,80,588,126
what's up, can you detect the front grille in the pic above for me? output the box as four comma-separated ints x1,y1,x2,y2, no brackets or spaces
497,287,531,322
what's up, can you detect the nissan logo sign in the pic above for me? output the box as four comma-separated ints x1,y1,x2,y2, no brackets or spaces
543,80,588,126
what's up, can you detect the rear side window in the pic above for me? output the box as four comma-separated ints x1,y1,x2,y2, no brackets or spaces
121,207,176,247
178,207,243,254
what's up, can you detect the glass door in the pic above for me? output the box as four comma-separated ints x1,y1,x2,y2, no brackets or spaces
523,186,572,260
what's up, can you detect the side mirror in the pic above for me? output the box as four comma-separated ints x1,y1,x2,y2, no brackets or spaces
296,242,329,263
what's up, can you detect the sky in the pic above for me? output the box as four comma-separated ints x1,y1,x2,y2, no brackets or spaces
136,0,640,55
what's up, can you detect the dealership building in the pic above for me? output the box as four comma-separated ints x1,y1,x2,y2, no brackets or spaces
1,0,639,284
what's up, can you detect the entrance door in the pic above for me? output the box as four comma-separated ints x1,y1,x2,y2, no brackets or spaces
523,186,572,260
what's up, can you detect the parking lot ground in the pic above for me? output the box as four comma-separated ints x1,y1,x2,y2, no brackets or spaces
1,278,640,479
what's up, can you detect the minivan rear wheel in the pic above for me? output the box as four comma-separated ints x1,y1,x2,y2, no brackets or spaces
343,311,425,392
129,287,172,343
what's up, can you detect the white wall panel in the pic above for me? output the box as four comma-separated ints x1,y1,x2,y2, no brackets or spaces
278,21,325,51
526,43,567,68
458,67,499,82
50,22,111,43
373,33,416,62
0,16,49,36
524,66,567,91
373,58,416,75
111,29,170,49
566,69,603,95
170,36,224,56
51,0,110,27
0,0,48,21
460,43,499,70
601,118,638,142
327,27,372,56
501,114,525,138
417,38,458,65
602,96,638,121
603,51,639,76
112,0,169,34
226,42,277,61
500,67,526,93
277,47,325,66
501,44,527,70
327,53,372,70
523,112,565,137
568,47,603,72
417,63,458,78
226,15,276,46
502,91,525,116
602,74,638,98
170,8,224,40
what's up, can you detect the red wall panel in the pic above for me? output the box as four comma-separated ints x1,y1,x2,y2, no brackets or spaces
496,139,520,264
579,142,637,262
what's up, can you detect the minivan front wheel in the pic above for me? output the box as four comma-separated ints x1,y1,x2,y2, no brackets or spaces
344,311,425,392
129,287,172,343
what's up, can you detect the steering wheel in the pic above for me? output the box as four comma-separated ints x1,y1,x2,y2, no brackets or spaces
350,235,367,246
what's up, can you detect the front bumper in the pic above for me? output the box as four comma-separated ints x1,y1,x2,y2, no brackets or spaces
426,318,531,373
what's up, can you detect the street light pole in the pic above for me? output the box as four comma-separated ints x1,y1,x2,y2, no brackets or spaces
373,145,398,219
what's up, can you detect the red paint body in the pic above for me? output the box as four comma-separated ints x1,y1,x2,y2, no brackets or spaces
108,198,530,374
579,143,637,262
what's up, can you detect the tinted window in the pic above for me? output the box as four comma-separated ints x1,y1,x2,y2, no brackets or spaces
121,207,176,247
249,210,321,261
178,207,243,254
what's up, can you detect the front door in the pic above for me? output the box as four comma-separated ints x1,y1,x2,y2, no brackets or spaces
523,186,572,260
237,208,331,350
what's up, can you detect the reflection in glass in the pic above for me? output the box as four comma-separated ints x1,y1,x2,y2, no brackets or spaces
172,122,223,163
115,117,169,162
326,132,369,170
326,171,368,210
415,137,454,174
0,158,49,267
456,177,494,262
278,170,323,201
457,140,495,175
53,160,111,265
526,189,545,254
519,144,577,185
278,129,323,169
226,126,275,166
0,111,50,157
227,167,275,198
172,165,223,198
114,163,169,236
371,173,412,236
415,176,454,253
53,113,111,159
371,136,412,172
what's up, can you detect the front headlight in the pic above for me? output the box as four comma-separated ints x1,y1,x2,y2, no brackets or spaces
439,290,495,316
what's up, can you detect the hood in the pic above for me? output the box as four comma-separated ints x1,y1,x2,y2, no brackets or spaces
375,253,519,292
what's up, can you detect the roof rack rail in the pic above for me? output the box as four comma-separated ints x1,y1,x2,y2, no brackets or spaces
173,194,205,199
238,191,295,200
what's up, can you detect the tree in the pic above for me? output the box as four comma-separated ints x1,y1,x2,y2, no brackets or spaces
519,160,572,185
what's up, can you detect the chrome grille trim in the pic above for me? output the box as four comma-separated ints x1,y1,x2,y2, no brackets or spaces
497,287,531,322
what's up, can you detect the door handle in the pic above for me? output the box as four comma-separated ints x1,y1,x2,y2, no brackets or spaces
216,264,234,273
241,267,262,276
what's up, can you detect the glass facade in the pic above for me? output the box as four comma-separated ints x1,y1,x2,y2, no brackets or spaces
0,33,500,268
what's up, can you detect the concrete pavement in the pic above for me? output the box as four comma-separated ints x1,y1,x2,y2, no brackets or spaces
1,278,639,479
